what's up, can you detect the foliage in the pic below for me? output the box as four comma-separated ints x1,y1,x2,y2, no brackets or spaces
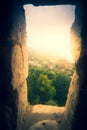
52,72,70,106
37,74,56,104
45,100,58,106
27,64,74,106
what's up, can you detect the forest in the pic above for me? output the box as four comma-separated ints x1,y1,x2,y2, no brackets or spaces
27,63,74,106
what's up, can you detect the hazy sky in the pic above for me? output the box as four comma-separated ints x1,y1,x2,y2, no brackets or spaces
24,5,75,62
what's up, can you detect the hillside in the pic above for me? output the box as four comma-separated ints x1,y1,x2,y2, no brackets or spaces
28,47,74,64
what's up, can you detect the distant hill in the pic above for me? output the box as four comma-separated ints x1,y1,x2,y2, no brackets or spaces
28,46,73,65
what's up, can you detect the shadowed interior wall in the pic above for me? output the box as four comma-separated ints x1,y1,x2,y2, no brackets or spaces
0,2,28,130
65,4,87,130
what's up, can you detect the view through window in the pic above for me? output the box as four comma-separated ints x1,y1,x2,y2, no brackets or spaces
24,5,75,106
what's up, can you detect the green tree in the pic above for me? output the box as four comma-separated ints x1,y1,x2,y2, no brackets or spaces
27,65,56,105
27,64,72,106
53,72,70,106
37,74,56,104
27,65,41,104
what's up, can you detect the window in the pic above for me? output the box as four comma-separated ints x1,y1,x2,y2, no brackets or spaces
24,5,75,106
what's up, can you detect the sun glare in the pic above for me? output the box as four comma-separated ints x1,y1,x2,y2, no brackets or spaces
24,5,75,63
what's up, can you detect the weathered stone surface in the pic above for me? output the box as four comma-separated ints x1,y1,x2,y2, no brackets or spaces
24,105,64,130
0,3,28,130
22,0,78,6
30,120,58,130
11,44,28,89
9,5,28,130
65,4,87,130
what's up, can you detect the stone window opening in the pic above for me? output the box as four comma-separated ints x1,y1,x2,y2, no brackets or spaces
24,4,75,107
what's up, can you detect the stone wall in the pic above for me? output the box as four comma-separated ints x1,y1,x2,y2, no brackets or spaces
65,4,87,130
0,2,28,130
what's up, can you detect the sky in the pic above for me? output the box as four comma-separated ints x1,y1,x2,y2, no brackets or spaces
24,5,75,63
